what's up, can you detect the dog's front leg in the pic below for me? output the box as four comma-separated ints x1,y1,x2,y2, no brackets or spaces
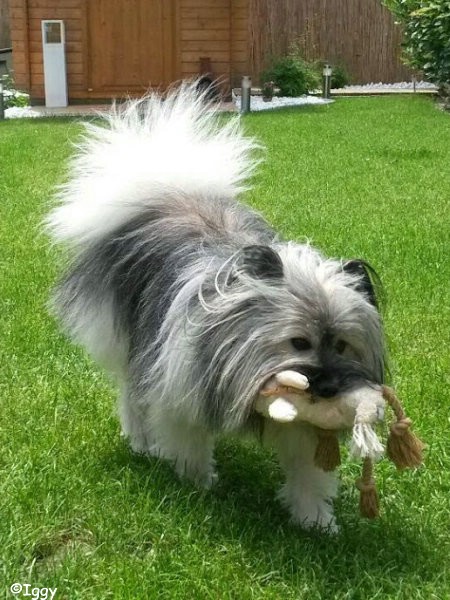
264,421,339,533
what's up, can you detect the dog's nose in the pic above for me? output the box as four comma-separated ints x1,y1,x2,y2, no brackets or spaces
313,380,340,398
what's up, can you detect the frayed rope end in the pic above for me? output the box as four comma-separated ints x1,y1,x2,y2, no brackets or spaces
383,386,425,470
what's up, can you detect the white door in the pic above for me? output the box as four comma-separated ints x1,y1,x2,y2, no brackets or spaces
41,20,68,107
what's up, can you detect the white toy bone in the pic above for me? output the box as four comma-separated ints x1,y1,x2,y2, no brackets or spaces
263,370,310,423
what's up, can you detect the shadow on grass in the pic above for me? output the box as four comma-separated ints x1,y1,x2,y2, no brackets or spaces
91,435,436,593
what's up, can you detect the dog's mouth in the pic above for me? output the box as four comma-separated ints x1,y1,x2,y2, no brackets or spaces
291,362,376,400
259,366,373,404
260,370,311,398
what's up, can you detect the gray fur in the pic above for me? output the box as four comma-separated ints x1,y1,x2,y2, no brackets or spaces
54,191,385,431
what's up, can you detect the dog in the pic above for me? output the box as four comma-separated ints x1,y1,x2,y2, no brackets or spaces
46,82,385,532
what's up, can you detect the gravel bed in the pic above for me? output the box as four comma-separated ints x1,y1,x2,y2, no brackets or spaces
5,106,40,119
341,81,436,91
4,81,438,118
233,95,334,112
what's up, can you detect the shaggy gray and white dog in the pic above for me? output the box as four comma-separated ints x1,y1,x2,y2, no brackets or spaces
47,82,385,532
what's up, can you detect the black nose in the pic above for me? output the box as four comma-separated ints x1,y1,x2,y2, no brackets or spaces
312,380,340,398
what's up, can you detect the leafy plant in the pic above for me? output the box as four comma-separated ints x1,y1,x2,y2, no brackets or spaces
1,73,30,109
384,0,450,98
314,61,350,89
261,51,321,97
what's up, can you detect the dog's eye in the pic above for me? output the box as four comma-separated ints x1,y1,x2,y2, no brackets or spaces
291,338,312,351
335,339,347,354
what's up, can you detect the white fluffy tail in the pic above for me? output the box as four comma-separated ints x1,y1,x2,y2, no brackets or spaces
46,81,259,246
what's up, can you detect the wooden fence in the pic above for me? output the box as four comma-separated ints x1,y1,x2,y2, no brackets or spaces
248,0,412,84
0,0,11,48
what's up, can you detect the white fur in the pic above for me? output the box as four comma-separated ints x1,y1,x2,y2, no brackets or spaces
120,389,217,488
46,82,259,246
264,421,339,532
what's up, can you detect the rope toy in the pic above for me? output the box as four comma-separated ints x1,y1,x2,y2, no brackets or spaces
255,371,425,518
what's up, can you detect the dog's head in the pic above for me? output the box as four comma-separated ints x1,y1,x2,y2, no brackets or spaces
181,242,385,429
274,251,385,400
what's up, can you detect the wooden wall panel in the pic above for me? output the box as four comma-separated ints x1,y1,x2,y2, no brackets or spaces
180,0,231,83
86,0,176,93
9,0,85,97
8,0,30,89
9,0,249,100
230,0,249,87
1,0,11,47
179,0,249,92
27,0,83,96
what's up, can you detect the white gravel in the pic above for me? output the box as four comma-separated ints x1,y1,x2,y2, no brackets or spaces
5,106,41,119
341,80,436,90
232,81,437,112
3,81,437,118
234,95,334,112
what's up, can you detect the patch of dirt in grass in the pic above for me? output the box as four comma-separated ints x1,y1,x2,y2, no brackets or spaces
29,526,96,572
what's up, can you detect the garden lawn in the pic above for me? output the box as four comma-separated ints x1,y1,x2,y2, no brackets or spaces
0,96,449,599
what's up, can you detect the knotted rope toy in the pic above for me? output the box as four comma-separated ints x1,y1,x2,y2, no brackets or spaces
255,371,425,518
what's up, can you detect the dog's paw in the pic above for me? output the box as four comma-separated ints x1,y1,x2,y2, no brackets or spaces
175,460,219,490
278,485,339,534
124,431,157,457
189,470,219,490
197,469,219,490
292,509,339,535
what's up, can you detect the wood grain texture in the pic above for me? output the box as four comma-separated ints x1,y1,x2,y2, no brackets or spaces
248,0,412,84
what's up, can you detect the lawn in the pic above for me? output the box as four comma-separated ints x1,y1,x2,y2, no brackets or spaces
1,96,449,599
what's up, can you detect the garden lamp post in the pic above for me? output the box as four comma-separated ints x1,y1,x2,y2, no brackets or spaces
241,75,252,114
0,78,4,120
322,64,333,99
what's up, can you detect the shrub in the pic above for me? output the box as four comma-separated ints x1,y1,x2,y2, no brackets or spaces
261,55,321,97
384,0,450,96
2,74,30,109
315,61,350,89
261,41,350,97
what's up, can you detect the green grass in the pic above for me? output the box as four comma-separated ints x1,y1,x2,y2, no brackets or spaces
1,97,449,599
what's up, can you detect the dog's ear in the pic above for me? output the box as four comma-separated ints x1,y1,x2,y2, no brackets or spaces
343,259,380,308
234,245,284,280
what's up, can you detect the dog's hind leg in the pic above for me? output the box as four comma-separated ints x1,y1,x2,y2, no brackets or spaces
264,421,339,533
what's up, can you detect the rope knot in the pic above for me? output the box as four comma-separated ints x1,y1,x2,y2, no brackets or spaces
356,477,376,493
390,417,412,436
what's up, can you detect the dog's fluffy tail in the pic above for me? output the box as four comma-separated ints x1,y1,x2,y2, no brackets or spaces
46,81,259,247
